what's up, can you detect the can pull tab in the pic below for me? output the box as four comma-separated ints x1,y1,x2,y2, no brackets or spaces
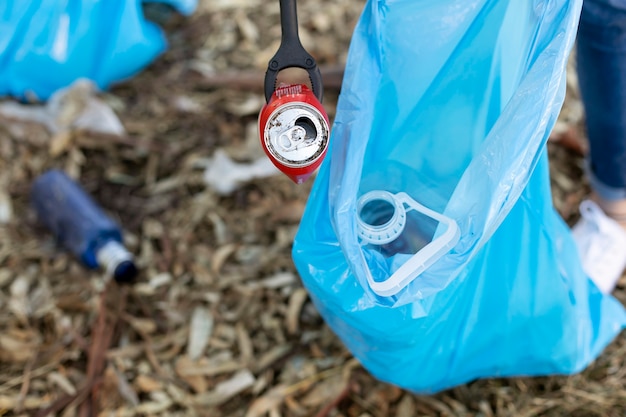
276,117,320,151
263,0,324,103
277,125,307,151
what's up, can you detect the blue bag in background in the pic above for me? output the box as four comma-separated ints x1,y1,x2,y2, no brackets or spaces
293,0,626,393
0,0,196,101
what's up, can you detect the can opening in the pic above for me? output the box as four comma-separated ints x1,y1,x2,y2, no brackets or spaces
263,102,329,168
295,117,318,141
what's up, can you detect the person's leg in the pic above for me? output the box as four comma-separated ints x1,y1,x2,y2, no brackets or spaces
573,0,626,293
577,0,626,226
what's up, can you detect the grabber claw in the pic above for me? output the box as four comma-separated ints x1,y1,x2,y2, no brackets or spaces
258,0,330,184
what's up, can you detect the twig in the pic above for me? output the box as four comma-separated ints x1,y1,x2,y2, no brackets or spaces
0,363,58,393
32,378,99,417
15,354,35,413
79,290,110,417
77,282,128,417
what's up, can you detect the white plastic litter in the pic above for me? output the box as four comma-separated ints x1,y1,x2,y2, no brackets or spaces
203,149,279,195
0,79,125,136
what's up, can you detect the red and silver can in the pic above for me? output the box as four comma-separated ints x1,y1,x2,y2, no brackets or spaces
258,84,330,184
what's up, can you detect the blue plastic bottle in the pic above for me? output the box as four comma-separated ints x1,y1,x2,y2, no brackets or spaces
31,170,138,282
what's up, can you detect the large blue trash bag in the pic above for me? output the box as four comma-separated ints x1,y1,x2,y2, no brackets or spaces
0,0,196,101
292,0,626,393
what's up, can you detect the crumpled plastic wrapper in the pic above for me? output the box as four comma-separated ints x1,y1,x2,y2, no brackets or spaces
203,149,279,195
0,79,125,136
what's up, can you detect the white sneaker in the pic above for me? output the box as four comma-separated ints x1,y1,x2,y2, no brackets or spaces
571,200,626,294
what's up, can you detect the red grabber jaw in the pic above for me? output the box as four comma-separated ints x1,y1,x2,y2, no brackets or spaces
258,84,330,184
260,0,329,184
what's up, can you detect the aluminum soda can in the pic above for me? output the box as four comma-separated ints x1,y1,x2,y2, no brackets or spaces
258,83,330,184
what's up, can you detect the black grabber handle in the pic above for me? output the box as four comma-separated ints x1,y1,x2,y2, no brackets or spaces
263,0,324,103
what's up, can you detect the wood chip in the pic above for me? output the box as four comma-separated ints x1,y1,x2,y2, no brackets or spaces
211,244,237,275
259,272,297,289
187,306,214,360
236,322,254,363
0,395,50,410
395,394,417,417
254,344,292,373
0,4,615,417
0,188,12,224
286,288,308,335
135,374,164,393
113,365,140,407
0,334,37,363
245,385,290,417
126,315,157,335
175,356,208,393
134,391,173,414
192,369,255,407
175,353,242,378
47,372,77,396
300,373,346,408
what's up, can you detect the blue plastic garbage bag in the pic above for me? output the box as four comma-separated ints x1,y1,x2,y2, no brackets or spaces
292,0,626,393
0,0,196,101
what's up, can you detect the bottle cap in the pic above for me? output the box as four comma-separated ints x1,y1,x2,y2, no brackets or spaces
96,240,138,283
356,190,461,297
